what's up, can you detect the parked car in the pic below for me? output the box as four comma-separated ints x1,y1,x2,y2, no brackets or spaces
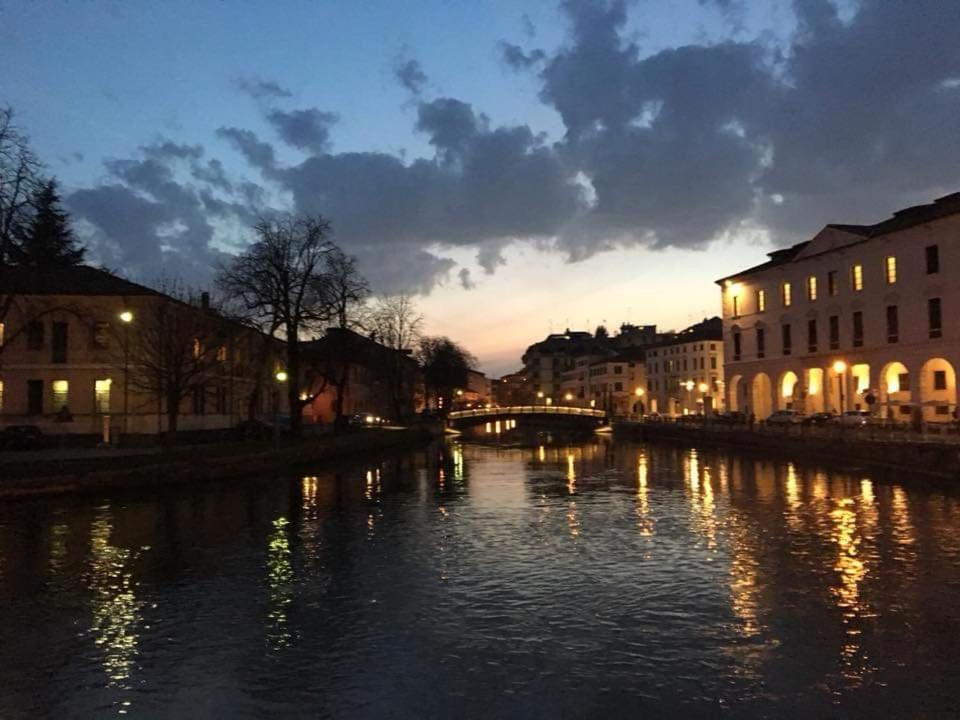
766,410,803,426
349,413,384,427
0,425,46,450
835,410,872,426
802,412,836,426
715,411,746,425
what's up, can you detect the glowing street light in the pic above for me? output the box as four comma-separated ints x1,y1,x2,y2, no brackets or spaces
634,387,645,397
833,360,847,413
119,310,134,324
564,392,573,402
119,310,134,442
275,370,289,383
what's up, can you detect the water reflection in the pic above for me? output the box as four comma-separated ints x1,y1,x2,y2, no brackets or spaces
86,505,143,694
4,438,960,717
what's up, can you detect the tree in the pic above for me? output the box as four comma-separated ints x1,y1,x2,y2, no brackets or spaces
595,324,609,340
125,290,231,446
217,214,335,438
0,106,41,266
311,248,370,429
13,179,86,266
370,294,423,420
417,336,477,414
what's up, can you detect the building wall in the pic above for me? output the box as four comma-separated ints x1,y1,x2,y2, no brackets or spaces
645,339,724,416
0,292,279,437
720,212,960,421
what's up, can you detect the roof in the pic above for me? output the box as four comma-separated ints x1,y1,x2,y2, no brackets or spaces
715,191,960,285
302,327,417,367
0,264,160,296
648,317,722,349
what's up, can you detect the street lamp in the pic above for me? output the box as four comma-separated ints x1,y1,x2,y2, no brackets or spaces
832,360,847,413
274,370,288,448
564,392,573,402
119,310,133,443
698,382,709,415
684,380,694,415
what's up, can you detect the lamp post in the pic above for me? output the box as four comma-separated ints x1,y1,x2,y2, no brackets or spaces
634,386,645,418
698,382,708,415
537,390,544,406
833,360,847,414
684,380,695,416
274,370,288,449
119,310,133,444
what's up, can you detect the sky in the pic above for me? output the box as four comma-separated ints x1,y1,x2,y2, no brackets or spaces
3,0,959,376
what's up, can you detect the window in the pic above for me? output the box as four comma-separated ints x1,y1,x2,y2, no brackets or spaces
95,379,111,414
807,319,818,353
852,311,864,348
829,315,839,350
898,373,911,392
192,384,206,414
614,365,623,374
807,276,818,301
217,345,228,363
51,380,69,410
885,256,897,284
710,356,717,369
928,298,942,339
934,370,947,391
0,322,4,347
732,295,740,317
782,323,792,356
926,244,940,274
27,379,43,414
192,338,202,359
52,321,68,364
216,385,229,414
756,328,766,358
733,332,741,361
614,382,623,392
0,379,3,413
886,305,899,343
756,289,766,313
93,322,110,349
782,282,792,307
828,271,838,296
27,321,43,350
851,264,863,291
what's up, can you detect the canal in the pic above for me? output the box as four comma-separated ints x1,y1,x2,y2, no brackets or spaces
2,433,960,717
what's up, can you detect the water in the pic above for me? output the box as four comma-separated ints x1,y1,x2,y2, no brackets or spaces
2,434,960,718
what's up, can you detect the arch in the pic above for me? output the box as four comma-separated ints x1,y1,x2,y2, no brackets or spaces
778,371,799,410
751,373,773,419
879,361,911,421
850,363,870,410
805,368,825,413
919,358,957,422
728,375,743,412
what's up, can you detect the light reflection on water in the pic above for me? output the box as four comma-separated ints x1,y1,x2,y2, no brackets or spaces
0,437,954,718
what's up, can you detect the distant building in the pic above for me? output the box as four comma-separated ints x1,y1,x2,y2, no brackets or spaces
493,370,531,406
644,317,724,416
717,192,960,422
0,265,283,440
461,369,492,407
521,329,611,402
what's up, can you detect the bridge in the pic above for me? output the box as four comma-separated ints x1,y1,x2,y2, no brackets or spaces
447,405,608,429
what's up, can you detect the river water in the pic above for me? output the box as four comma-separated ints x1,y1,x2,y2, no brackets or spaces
2,432,960,718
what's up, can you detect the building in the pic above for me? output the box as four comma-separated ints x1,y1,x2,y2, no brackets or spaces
717,192,960,422
462,369,492,407
493,370,531,406
300,327,419,424
644,317,724,416
521,329,611,401
0,265,283,441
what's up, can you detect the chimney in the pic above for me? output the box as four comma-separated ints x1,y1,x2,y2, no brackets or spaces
201,291,210,310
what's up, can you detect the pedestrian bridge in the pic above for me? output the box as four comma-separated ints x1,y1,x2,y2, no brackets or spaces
447,405,608,428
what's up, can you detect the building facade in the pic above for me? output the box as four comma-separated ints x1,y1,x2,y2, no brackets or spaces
0,266,283,441
717,193,960,422
644,318,724,416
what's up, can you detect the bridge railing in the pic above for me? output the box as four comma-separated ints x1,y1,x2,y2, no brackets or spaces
448,405,607,420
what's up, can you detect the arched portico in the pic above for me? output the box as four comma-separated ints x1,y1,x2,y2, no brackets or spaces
779,371,799,410
751,373,773,419
805,368,825,413
728,375,743,412
919,358,957,422
879,361,912,421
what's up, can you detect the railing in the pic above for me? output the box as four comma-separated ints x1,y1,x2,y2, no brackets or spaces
448,405,607,420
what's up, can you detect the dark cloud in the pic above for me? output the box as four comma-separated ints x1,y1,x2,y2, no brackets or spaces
499,42,547,72
394,56,428,95
266,108,339,154
233,75,293,100
216,127,277,172
521,13,537,38
458,267,475,290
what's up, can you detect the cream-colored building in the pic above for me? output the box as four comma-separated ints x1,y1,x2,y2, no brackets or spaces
557,351,646,416
644,318,724,416
0,266,282,441
717,193,960,422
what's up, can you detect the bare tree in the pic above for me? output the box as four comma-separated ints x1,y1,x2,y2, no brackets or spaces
125,290,231,445
369,294,423,421
0,106,42,266
217,214,335,437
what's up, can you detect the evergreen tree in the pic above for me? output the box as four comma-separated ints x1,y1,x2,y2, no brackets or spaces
14,178,85,266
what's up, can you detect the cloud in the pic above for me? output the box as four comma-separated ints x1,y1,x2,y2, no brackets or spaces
394,56,428,95
458,267,475,290
499,42,547,72
266,108,339,154
233,75,293,100
216,127,277,172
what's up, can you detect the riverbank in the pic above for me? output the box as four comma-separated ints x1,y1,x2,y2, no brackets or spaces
616,420,960,479
0,425,440,498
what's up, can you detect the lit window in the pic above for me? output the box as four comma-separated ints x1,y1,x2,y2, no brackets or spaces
807,276,817,301
95,379,111,414
782,282,792,307
217,345,228,362
0,379,4,412
885,256,897,284
0,322,4,347
756,289,766,312
732,295,740,317
192,338,202,359
851,264,863,291
52,380,69,409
